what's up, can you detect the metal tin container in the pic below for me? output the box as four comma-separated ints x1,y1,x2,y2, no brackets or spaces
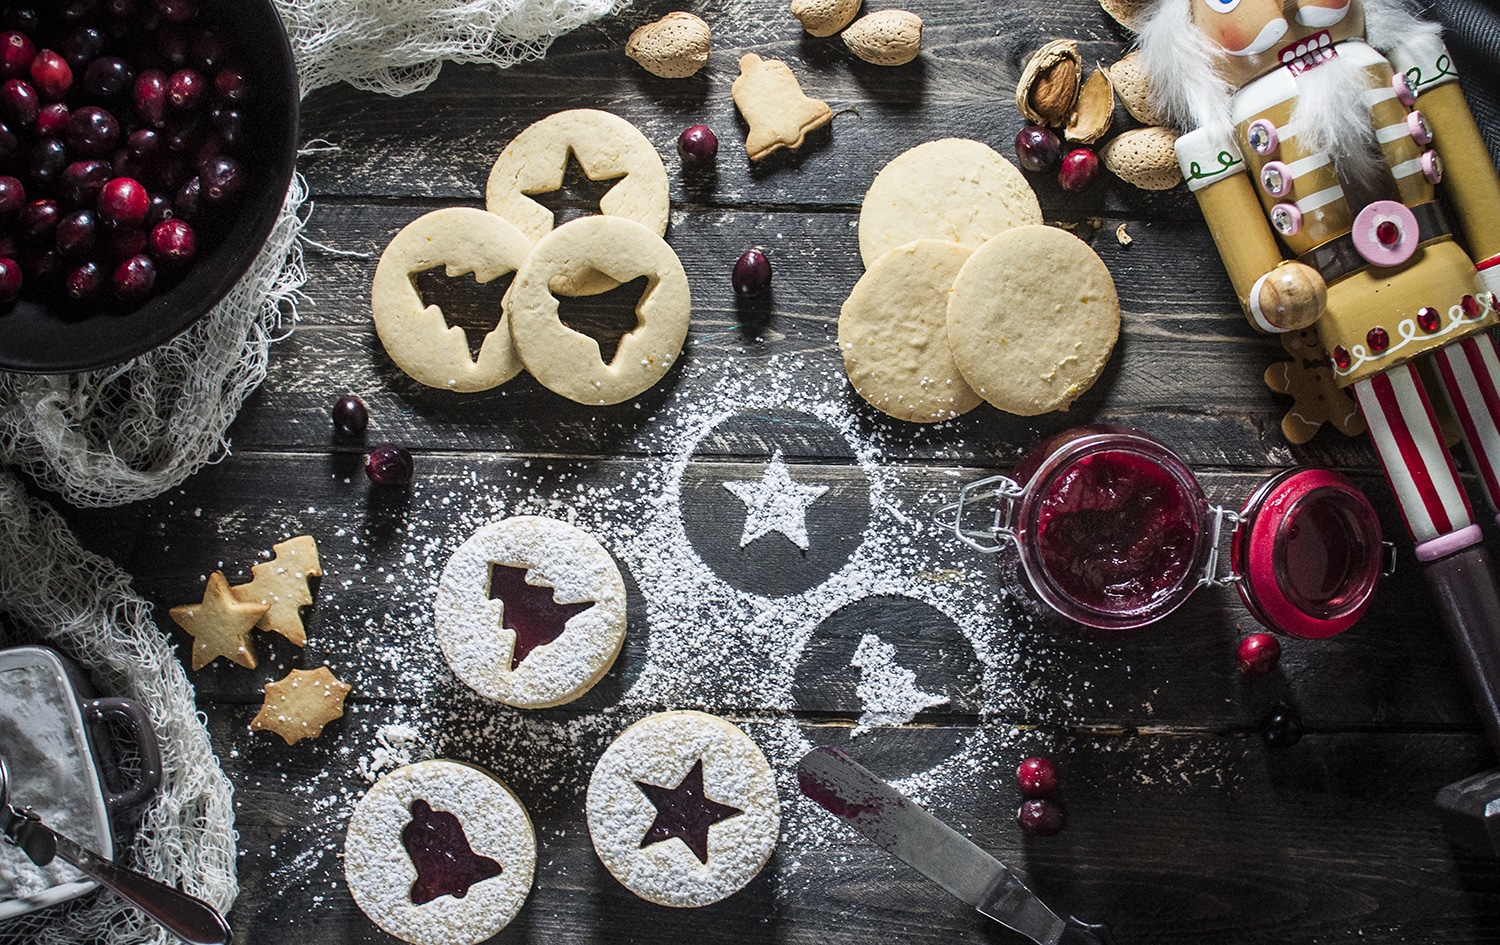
0,645,161,920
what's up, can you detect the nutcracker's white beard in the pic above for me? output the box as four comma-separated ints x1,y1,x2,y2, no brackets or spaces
1291,53,1386,194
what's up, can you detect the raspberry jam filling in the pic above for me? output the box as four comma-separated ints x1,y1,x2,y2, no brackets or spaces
488,564,593,669
635,759,744,865
1033,449,1198,616
401,799,503,905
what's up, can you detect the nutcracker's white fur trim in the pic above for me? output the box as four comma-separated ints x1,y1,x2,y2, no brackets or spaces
1136,0,1235,140
1363,0,1444,61
1293,53,1385,192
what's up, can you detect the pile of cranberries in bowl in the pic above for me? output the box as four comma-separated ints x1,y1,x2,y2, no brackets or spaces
0,0,252,311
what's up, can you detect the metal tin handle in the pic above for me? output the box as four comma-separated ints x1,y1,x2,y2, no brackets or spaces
83,698,162,815
940,475,1025,554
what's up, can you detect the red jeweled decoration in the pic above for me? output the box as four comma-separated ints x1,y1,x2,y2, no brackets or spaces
1375,220,1400,247
488,564,594,670
1333,345,1351,369
401,799,504,905
1366,327,1389,352
635,759,744,864
1418,306,1441,332
1461,295,1482,319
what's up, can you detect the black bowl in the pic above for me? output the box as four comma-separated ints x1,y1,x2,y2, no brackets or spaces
0,1,299,375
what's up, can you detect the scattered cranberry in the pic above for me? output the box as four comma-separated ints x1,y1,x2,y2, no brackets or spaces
1058,148,1099,194
197,155,241,205
733,247,771,299
366,444,414,486
148,217,194,267
59,158,109,206
36,102,68,137
66,105,119,157
676,124,717,167
1016,756,1059,798
1,79,38,128
332,394,369,438
166,68,205,111
0,256,19,302
97,176,147,226
1016,798,1065,837
1260,702,1304,749
1014,124,1061,172
29,51,71,103
133,69,168,127
0,32,34,80
54,208,95,257
83,56,132,99
1236,633,1281,677
111,252,154,302
64,258,102,301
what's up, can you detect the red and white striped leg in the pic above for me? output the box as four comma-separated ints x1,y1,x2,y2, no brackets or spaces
1432,335,1500,516
1353,363,1478,559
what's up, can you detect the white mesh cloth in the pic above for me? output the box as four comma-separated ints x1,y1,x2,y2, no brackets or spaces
0,0,624,941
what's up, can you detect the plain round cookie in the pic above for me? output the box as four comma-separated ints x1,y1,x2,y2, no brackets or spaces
839,239,983,422
435,515,627,708
586,711,779,908
344,760,536,945
506,216,690,406
371,207,533,392
858,138,1042,268
946,224,1120,416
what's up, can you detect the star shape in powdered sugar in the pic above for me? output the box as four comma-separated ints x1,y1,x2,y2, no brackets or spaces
635,759,743,865
721,450,829,551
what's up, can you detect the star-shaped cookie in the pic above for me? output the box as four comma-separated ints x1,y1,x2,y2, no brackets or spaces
231,535,323,646
250,666,352,745
169,571,269,671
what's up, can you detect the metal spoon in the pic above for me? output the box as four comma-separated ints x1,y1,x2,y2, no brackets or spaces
0,753,232,945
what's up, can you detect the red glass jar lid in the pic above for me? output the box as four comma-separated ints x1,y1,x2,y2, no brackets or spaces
1230,468,1383,638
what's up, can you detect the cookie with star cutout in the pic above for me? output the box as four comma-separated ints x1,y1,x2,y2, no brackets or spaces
345,760,536,945
169,571,269,670
586,710,779,907
434,516,627,709
250,666,352,744
231,535,323,646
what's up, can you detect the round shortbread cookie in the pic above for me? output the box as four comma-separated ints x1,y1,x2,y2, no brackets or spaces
506,216,690,406
371,207,533,392
946,224,1120,416
435,515,627,708
486,109,669,296
858,138,1041,268
344,760,536,945
839,239,983,422
586,711,779,908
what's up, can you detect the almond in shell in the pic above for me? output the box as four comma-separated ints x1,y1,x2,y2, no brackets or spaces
791,0,862,37
1016,40,1082,126
1103,51,1168,126
1064,67,1114,144
1100,126,1182,191
843,10,923,66
625,12,712,78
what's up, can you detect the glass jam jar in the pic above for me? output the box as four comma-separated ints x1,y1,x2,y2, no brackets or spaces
947,427,1385,636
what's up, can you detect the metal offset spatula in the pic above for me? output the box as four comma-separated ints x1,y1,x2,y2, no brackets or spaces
797,746,1113,945
0,753,231,945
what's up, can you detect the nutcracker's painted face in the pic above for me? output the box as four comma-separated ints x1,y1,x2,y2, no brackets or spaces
1192,0,1366,88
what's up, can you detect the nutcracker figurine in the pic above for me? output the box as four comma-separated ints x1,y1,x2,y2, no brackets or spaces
1132,0,1500,845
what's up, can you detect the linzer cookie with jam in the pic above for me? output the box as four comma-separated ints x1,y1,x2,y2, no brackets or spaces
586,710,780,907
434,515,627,708
345,760,536,945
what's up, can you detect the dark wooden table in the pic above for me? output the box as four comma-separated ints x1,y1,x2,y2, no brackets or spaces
55,0,1500,942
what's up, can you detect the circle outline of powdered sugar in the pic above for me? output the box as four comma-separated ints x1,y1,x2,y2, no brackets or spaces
343,759,536,945
585,709,780,907
434,515,627,708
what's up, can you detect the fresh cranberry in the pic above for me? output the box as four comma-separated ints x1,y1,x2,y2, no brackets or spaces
59,158,110,205
197,155,241,205
60,28,103,71
156,25,190,66
172,174,199,219
213,68,250,104
165,113,205,153
676,124,717,167
54,208,96,257
35,101,67,136
192,31,226,72
133,69,168,127
1058,148,1100,194
1016,757,1059,798
732,247,771,298
105,0,139,17
166,68,204,110
1014,124,1061,172
97,176,149,227
0,233,18,259
1,10,38,34
127,127,163,162
59,0,103,24
83,56,132,98
105,225,146,262
64,259,103,301
148,217,193,267
0,32,34,80
28,50,71,102
1260,703,1304,749
366,444,414,486
332,394,369,438
67,105,120,157
1236,633,1281,677
0,257,20,302
145,191,171,225
26,137,66,188
17,197,58,244
209,105,240,146
0,174,24,220
154,0,198,23
1016,798,1065,837
111,252,155,302
0,121,17,168
19,246,58,285
1,78,37,127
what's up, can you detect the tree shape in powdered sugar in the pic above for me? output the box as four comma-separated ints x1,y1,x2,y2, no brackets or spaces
488,563,594,670
849,633,948,737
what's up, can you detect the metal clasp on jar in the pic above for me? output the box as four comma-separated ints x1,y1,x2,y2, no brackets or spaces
1200,504,1245,588
942,475,1026,554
